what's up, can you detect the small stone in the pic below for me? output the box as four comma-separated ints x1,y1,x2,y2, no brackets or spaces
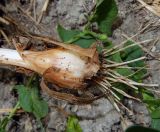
47,110,66,131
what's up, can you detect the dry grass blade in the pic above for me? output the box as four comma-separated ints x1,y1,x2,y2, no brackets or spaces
0,17,10,25
137,0,160,17
0,108,13,114
17,5,37,25
37,0,50,24
103,39,153,57
16,4,46,32
0,4,32,36
0,108,23,114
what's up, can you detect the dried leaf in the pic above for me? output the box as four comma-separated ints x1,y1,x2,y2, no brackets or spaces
40,78,104,104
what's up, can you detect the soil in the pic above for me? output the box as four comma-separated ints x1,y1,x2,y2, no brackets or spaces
0,0,160,132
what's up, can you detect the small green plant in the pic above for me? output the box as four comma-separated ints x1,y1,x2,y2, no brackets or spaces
16,76,48,132
0,76,48,132
0,102,20,132
66,116,82,132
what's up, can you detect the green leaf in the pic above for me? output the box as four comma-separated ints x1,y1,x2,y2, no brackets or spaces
120,41,147,81
105,40,146,80
110,52,122,63
105,46,134,95
121,41,145,67
16,85,32,112
30,86,49,119
92,0,118,36
108,51,134,77
66,116,82,132
143,98,160,107
151,108,160,119
125,125,159,132
16,85,48,119
152,119,160,131
57,24,95,48
121,41,144,64
0,117,9,132
32,99,48,119
57,24,81,42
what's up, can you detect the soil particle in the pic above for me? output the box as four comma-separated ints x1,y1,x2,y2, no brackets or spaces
47,110,66,132
125,100,151,126
0,82,16,109
77,99,121,132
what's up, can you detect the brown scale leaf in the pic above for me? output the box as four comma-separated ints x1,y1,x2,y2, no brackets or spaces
40,78,104,104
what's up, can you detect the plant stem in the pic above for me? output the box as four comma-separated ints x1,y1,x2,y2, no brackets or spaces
0,48,29,69
8,101,20,120
0,101,20,130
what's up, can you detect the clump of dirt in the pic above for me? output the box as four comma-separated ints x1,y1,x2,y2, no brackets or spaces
0,0,160,132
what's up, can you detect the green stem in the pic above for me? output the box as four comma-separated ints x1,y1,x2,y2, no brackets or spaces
8,101,20,120
37,118,45,132
0,101,20,130
66,33,85,44
87,30,107,41
26,74,36,88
